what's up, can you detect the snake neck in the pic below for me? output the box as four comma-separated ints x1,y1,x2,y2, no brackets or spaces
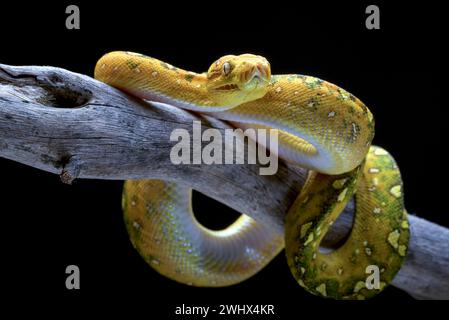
95,51,239,111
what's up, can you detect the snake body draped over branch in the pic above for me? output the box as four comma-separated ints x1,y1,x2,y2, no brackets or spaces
94,51,409,300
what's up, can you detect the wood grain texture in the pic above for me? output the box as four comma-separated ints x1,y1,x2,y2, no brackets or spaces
0,64,448,299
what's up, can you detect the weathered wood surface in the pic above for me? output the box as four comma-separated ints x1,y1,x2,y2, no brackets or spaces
0,64,448,299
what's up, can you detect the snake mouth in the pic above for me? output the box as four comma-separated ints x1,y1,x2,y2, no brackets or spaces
213,84,240,91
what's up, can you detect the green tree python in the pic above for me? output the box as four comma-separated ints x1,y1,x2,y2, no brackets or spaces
94,52,410,299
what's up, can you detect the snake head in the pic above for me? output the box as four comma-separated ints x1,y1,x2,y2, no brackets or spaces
206,54,271,106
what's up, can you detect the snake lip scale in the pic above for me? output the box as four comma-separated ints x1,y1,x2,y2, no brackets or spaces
94,51,409,300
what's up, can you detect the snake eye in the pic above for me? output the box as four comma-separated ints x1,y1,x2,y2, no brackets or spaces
222,62,231,76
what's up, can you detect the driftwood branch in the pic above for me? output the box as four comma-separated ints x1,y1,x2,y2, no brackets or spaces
0,64,448,300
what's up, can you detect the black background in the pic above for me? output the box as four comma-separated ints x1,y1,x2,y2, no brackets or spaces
0,0,447,316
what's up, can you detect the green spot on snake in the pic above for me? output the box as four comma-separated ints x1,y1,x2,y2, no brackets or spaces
337,188,348,202
387,229,401,249
365,247,372,256
398,245,407,257
353,281,365,293
300,222,313,238
184,74,195,82
304,77,323,89
126,60,141,70
374,148,389,156
390,185,402,198
304,233,314,246
332,178,347,189
401,220,409,229
315,283,327,297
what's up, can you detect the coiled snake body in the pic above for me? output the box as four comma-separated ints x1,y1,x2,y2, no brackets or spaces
95,52,409,299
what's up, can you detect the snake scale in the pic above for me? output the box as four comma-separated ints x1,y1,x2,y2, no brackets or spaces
94,51,409,299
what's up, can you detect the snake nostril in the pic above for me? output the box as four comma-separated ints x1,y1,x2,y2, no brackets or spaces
247,66,259,82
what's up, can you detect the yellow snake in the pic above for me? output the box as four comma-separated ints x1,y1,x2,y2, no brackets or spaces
94,51,409,299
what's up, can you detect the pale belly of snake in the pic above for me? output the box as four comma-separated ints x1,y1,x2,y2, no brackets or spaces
95,51,409,300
